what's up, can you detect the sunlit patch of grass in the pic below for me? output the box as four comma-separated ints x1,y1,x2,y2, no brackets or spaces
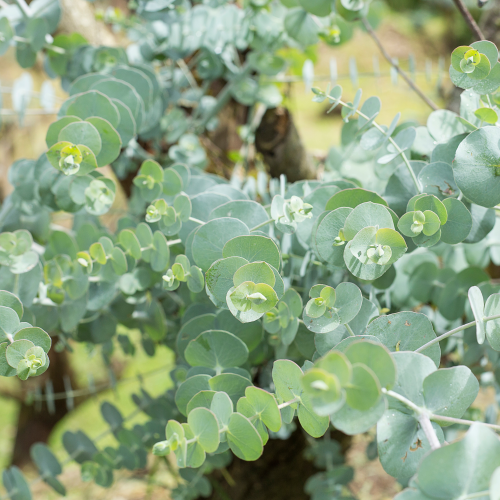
48,328,175,457
282,16,451,153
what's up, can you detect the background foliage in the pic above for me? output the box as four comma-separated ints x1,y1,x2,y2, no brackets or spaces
1,0,500,499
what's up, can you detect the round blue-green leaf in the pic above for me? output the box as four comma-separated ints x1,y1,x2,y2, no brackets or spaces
0,291,23,320
175,374,212,416
208,373,252,405
326,189,388,211
192,218,249,272
418,424,500,500
111,99,136,145
418,162,459,200
377,410,444,485
206,256,248,306
345,364,381,411
227,412,263,461
2,467,31,500
69,74,107,96
297,392,330,438
423,366,479,425
85,117,122,168
14,327,51,353
413,195,447,224
0,343,16,377
454,126,500,208
301,368,343,416
66,90,120,128
46,116,82,148
440,198,472,244
233,261,275,288
223,236,280,270
91,78,143,126
314,207,352,267
298,0,331,15
344,340,396,389
209,200,270,232
331,397,387,435
150,231,170,273
427,109,467,143
245,386,282,432
185,330,249,371
187,407,220,453
176,313,216,360
365,312,441,367
272,359,303,405
343,202,394,241
58,121,102,156
31,442,63,478
284,7,319,46
335,282,363,324
5,339,34,368
186,391,216,414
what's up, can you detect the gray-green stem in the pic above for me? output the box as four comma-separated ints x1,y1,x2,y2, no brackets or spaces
13,0,31,18
382,388,500,433
337,99,421,194
250,219,274,232
415,313,500,353
345,323,356,337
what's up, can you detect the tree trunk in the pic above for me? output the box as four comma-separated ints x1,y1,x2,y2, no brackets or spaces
208,429,351,500
255,107,316,183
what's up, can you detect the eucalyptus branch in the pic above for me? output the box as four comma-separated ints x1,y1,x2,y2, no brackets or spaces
166,238,182,246
430,414,500,432
361,17,439,112
250,219,274,232
177,59,199,90
12,36,67,55
462,491,491,499
13,0,31,18
345,323,356,337
188,217,204,225
336,99,421,194
277,396,300,409
451,0,485,41
419,414,441,450
415,313,500,353
381,388,422,414
381,389,442,449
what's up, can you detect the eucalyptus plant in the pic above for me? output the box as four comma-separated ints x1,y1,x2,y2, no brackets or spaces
1,0,500,499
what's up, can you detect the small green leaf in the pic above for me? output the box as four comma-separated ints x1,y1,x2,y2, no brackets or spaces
187,407,220,453
227,412,263,461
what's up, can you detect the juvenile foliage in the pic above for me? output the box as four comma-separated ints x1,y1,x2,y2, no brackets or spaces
1,0,500,500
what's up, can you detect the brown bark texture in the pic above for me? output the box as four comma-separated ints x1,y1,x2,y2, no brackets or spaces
255,107,316,183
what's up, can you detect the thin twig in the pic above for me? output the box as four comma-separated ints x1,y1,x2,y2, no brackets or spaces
362,17,439,111
452,0,485,40
419,414,441,450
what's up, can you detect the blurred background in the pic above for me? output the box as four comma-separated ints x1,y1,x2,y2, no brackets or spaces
0,0,495,498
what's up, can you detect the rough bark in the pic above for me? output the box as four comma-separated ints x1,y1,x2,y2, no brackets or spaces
255,107,316,183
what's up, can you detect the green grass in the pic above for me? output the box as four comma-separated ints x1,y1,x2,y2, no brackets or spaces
283,14,450,152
